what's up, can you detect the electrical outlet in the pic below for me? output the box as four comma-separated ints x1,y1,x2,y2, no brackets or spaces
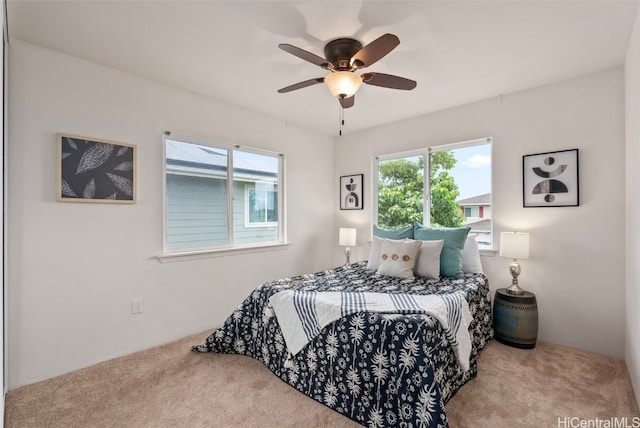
131,299,144,314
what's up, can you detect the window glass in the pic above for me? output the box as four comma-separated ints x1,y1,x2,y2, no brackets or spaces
377,156,424,228
464,207,480,217
165,141,229,250
437,142,492,246
375,138,492,247
165,136,283,251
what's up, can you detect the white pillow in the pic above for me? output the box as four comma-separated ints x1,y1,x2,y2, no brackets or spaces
366,236,385,271
414,239,444,279
462,235,484,273
376,239,422,279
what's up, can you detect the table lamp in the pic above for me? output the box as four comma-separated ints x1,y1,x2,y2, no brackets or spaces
500,231,530,295
339,228,357,266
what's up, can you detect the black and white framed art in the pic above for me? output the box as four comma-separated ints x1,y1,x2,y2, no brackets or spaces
57,133,136,203
340,174,364,210
523,148,579,207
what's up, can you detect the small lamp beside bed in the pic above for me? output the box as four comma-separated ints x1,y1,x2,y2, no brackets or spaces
495,231,538,348
499,231,530,294
339,227,357,266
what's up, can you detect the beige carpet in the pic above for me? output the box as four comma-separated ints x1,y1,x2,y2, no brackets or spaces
5,331,639,427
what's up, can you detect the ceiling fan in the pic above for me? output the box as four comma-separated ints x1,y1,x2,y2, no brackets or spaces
277,33,417,109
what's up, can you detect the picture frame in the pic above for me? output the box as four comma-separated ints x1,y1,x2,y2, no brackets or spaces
340,174,364,210
57,133,137,203
523,148,579,207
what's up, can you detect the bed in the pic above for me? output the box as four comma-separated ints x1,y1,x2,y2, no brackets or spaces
193,232,493,427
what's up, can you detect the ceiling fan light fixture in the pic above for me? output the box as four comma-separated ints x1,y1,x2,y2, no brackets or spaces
324,71,362,98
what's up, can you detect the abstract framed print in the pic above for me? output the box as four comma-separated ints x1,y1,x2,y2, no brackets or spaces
340,174,364,210
523,149,578,207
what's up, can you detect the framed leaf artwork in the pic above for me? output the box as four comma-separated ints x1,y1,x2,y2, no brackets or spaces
57,133,137,203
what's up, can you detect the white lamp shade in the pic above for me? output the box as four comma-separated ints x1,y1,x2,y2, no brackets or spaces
500,232,530,259
339,228,357,246
324,71,362,98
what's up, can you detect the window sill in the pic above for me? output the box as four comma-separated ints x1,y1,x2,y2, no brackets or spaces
156,242,290,263
479,248,497,257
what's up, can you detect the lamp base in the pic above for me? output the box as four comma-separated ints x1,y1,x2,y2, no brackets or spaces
506,259,525,294
506,284,525,295
344,247,351,267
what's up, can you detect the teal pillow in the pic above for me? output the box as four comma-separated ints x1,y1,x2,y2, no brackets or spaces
373,224,414,240
413,224,470,278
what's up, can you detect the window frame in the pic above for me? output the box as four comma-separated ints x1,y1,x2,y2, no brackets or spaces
161,132,286,259
372,137,493,248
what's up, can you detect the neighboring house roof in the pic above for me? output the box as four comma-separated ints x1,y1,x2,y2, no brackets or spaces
466,218,491,231
165,139,278,181
457,193,491,206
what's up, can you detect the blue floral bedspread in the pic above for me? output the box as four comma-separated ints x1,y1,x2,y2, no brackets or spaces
193,262,493,427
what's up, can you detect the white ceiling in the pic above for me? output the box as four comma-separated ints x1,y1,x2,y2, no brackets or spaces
6,1,639,136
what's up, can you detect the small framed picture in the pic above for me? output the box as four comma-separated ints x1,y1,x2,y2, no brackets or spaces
57,133,136,203
340,174,364,210
523,149,579,207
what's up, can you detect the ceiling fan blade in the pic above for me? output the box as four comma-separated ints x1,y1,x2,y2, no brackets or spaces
351,33,400,69
362,72,417,90
339,95,355,109
278,44,332,69
277,77,325,93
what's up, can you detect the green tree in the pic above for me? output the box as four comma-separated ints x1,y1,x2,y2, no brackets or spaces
377,152,465,228
429,151,466,227
378,158,424,227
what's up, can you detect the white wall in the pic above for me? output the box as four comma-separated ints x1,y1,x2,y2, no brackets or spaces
6,41,335,388
335,67,626,359
625,6,640,409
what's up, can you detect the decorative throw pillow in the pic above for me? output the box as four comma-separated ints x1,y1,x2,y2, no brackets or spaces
373,224,414,240
413,224,470,279
376,239,422,279
366,236,386,271
462,235,484,273
414,239,445,279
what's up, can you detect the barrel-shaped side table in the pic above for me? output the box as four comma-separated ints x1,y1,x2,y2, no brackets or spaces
493,288,538,349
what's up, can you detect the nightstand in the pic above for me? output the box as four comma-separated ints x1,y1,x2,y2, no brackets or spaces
493,288,538,349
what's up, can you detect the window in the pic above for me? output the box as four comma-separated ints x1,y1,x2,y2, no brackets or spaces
246,185,278,226
164,134,284,252
374,138,492,247
464,207,480,218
